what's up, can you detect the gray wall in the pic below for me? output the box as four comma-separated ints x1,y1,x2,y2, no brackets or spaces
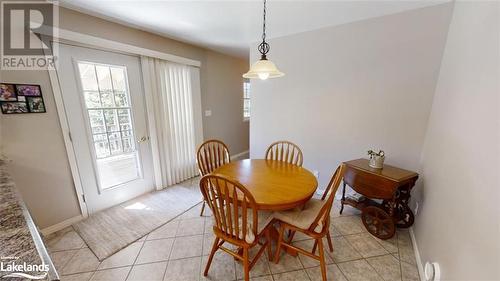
415,1,500,279
249,4,453,190
0,6,249,228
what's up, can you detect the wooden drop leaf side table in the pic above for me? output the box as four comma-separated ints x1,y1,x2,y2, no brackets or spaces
341,159,419,239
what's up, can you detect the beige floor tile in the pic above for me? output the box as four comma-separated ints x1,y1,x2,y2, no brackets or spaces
148,220,179,240
235,251,271,279
179,203,206,219
164,256,201,281
50,249,78,272
201,252,236,281
327,236,362,263
272,269,310,281
46,227,86,252
203,233,216,255
60,272,94,281
135,238,174,264
204,217,214,234
98,242,143,270
374,235,399,254
337,259,384,281
170,235,203,260
366,255,401,281
292,239,334,268
401,261,419,281
269,251,303,274
62,248,100,275
177,217,206,236
306,264,348,281
345,233,389,258
90,267,130,281
332,216,365,235
397,231,416,265
238,275,273,281
127,261,167,281
329,224,342,237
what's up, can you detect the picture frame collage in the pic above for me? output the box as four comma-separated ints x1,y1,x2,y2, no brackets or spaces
0,83,46,114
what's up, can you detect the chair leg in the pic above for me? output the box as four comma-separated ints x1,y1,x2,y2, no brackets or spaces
243,247,250,281
326,231,334,252
265,229,272,261
200,201,206,216
317,238,327,281
312,240,318,254
273,225,285,263
203,237,220,276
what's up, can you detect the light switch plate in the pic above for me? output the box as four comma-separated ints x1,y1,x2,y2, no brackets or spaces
205,110,212,117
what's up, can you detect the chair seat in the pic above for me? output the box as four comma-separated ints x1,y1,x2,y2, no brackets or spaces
208,210,273,243
273,198,325,232
240,210,274,243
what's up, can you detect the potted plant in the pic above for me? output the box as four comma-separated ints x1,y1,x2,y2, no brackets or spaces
367,150,385,169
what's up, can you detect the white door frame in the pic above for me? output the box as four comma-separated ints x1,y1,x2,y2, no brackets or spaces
43,27,202,218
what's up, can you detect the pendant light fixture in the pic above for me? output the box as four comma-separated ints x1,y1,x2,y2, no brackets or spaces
243,0,284,80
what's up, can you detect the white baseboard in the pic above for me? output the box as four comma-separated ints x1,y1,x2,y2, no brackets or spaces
410,227,425,281
231,150,249,160
40,215,84,236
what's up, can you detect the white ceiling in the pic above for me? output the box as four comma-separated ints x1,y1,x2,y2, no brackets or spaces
59,0,449,58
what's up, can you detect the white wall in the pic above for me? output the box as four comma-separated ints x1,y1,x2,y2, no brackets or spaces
415,1,500,279
250,4,453,189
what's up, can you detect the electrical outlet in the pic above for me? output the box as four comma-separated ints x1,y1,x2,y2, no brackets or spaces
313,170,319,179
205,110,212,117
414,202,419,216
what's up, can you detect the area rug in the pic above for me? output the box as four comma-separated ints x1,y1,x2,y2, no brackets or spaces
73,177,202,261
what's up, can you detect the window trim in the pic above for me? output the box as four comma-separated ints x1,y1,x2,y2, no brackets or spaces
243,80,251,122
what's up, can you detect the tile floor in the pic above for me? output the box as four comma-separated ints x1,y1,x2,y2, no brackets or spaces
46,200,420,281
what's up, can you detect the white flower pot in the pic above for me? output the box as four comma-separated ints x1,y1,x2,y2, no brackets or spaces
369,156,385,169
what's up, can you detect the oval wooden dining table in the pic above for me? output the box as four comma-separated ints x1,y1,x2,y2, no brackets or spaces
213,159,318,257
213,159,318,211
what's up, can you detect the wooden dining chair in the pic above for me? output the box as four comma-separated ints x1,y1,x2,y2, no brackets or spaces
200,174,273,281
196,139,231,216
273,164,346,281
265,141,303,166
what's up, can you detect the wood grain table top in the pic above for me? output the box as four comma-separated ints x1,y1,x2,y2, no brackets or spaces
213,159,318,211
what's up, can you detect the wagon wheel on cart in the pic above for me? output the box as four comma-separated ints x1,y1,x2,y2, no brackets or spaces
361,206,396,240
394,202,414,228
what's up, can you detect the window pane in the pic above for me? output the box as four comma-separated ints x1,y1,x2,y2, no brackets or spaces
88,110,106,134
78,63,98,91
114,91,129,107
104,109,119,132
108,132,123,155
110,67,126,91
96,65,113,91
122,137,134,153
84,91,101,108
100,90,115,107
117,109,132,131
93,134,110,158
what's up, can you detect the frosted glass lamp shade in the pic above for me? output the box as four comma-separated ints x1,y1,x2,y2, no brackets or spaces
243,59,284,80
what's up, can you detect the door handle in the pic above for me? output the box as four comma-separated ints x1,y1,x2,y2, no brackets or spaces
137,136,149,143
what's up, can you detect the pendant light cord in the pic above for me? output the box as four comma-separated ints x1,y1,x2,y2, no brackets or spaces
258,0,270,59
262,0,266,42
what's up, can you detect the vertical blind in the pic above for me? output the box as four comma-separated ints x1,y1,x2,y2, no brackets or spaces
141,57,203,188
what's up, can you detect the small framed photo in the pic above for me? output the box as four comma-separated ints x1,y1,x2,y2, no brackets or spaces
16,84,42,97
1,102,29,114
27,97,46,113
0,83,17,101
